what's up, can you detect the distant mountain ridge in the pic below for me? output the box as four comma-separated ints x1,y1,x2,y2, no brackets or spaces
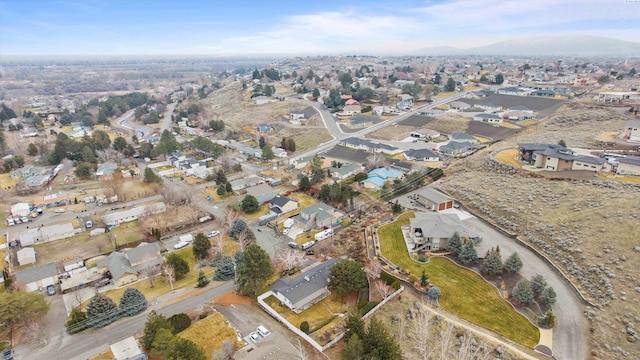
414,35,640,57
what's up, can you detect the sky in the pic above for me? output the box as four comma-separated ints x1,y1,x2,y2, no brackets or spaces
0,0,639,56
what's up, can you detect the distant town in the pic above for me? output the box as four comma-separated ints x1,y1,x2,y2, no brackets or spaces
1,53,640,360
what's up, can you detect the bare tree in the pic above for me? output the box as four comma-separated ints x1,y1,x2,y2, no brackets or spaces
103,171,125,199
455,329,491,360
366,152,386,170
292,339,308,360
142,258,162,288
364,260,382,280
374,279,393,299
276,248,305,272
96,148,124,164
218,154,233,173
163,263,175,292
406,304,434,360
222,208,240,237
435,321,456,360
235,231,253,251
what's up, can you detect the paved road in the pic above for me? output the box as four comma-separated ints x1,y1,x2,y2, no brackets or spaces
395,188,587,360
16,281,235,360
161,102,176,132
293,91,472,160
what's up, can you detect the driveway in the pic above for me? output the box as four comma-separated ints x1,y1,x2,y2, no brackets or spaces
214,303,305,360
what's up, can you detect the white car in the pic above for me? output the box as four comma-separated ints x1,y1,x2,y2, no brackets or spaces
257,325,270,337
283,228,290,235
207,230,220,238
54,209,66,213
249,332,260,343
173,240,190,250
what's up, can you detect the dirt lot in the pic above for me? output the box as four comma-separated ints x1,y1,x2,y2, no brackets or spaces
441,101,640,359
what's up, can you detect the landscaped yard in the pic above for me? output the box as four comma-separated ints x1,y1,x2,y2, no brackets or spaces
243,204,271,220
377,212,540,348
179,312,241,359
98,247,215,304
495,149,523,168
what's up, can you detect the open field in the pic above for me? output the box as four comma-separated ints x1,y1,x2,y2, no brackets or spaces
377,212,540,348
440,101,640,359
426,114,472,134
179,311,241,359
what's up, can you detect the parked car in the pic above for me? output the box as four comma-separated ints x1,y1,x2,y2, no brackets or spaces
7,219,15,226
110,206,121,211
96,278,111,288
86,220,93,228
287,242,299,249
46,285,56,296
257,325,271,337
173,240,190,250
54,209,66,213
249,332,261,343
206,230,220,238
20,217,30,223
306,250,315,255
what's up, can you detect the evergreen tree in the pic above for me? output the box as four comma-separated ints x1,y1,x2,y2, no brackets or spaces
143,310,174,350
144,167,163,184
298,176,311,191
329,260,368,297
213,255,236,281
215,169,227,185
216,184,226,196
151,328,175,357
258,136,266,149
540,286,557,306
118,288,148,317
309,154,325,183
420,270,429,287
168,313,192,333
196,271,210,288
166,253,189,279
27,143,38,156
342,334,364,360
261,145,274,161
225,181,233,194
530,274,548,298
229,219,248,240
344,313,366,342
363,317,402,360
236,243,275,296
391,200,403,214
166,337,206,360
241,195,260,213
86,294,119,328
445,77,456,92
447,232,462,256
512,278,535,304
192,233,211,261
65,307,88,334
480,247,503,275
459,240,478,265
428,286,441,300
504,252,523,273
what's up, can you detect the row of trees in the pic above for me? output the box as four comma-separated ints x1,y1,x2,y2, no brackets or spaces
512,275,557,307
66,288,147,333
143,310,205,360
343,315,402,360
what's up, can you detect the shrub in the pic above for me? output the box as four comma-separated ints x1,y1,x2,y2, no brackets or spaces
198,313,208,320
428,286,441,300
300,321,310,334
359,301,379,316
380,271,401,289
168,313,192,333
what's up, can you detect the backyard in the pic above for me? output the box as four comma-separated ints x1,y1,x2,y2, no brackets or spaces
179,311,241,359
376,212,540,348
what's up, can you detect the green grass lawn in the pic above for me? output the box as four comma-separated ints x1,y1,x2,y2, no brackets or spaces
377,213,540,348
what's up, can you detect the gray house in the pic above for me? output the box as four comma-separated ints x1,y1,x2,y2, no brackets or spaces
270,259,339,313
246,183,276,204
14,263,58,292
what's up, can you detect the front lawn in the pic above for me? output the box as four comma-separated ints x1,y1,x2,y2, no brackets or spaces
179,312,241,360
377,212,540,348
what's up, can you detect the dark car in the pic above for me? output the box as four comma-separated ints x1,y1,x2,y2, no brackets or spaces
306,250,315,255
46,284,56,296
2,347,14,360
96,278,111,288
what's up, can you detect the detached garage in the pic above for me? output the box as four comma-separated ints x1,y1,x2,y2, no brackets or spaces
414,188,455,212
14,263,58,292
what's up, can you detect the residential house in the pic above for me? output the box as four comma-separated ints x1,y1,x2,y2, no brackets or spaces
269,259,339,313
507,106,534,114
530,89,555,97
396,100,412,110
417,108,444,117
521,144,605,171
361,167,404,190
476,102,503,113
342,104,362,116
410,128,440,140
246,183,275,204
338,137,401,155
269,196,298,215
256,124,273,133
403,149,440,162
127,242,163,272
349,116,372,127
446,101,471,111
272,147,288,158
96,252,137,287
17,247,36,266
253,96,270,105
14,263,58,292
497,87,527,96
95,162,118,180
616,156,640,176
230,175,262,191
596,91,640,103
329,162,360,181
18,222,76,246
449,133,478,144
439,142,475,157
345,99,359,106
110,337,147,360
295,202,343,230
623,120,640,142
408,213,468,251
101,202,166,227
414,188,456,212
464,91,487,99
289,111,306,125
373,106,400,116
473,113,503,124
69,127,92,139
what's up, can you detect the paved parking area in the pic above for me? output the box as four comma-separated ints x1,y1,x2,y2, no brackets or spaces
214,304,304,360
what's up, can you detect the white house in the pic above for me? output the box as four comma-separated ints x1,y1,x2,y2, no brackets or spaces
624,120,640,142
101,202,166,227
17,247,36,266
473,113,503,124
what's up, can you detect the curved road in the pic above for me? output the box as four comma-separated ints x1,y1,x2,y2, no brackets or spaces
113,102,176,140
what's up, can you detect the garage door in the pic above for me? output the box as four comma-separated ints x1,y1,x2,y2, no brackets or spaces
41,277,55,287
26,282,39,292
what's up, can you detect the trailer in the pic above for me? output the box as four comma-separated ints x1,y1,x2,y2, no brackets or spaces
314,228,334,241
